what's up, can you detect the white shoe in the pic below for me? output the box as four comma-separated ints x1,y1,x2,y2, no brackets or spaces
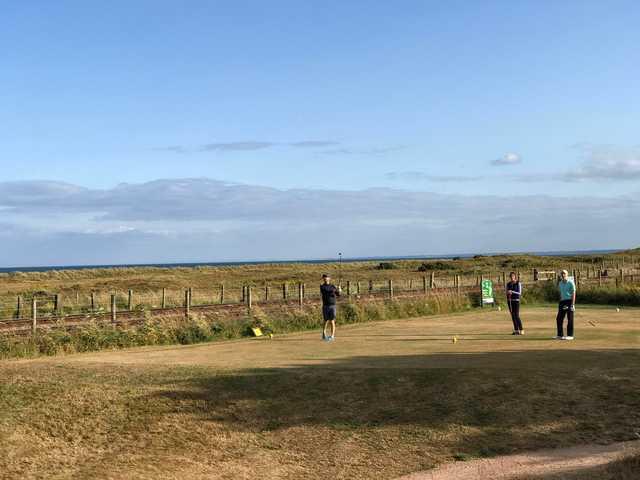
553,336,563,340
564,336,574,340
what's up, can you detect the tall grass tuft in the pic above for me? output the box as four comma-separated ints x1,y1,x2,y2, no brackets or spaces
519,280,640,306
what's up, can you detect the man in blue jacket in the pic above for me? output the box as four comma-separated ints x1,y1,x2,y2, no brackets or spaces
555,269,576,340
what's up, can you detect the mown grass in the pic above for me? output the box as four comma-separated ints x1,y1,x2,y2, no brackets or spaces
0,292,469,360
1,330,639,479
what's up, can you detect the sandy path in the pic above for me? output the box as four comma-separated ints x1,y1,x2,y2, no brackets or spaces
396,440,640,480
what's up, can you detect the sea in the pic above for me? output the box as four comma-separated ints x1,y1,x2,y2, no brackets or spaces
0,249,622,274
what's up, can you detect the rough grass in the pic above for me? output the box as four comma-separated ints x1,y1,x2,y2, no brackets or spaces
1,307,639,479
2,250,638,318
0,292,469,360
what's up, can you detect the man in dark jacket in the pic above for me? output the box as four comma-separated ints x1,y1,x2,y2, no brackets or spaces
320,274,341,341
506,272,524,335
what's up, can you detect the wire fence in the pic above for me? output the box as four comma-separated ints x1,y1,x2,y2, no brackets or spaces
1,266,639,335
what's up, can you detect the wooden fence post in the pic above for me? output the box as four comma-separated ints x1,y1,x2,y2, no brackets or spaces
241,286,246,303
298,283,303,307
620,269,624,286
91,292,96,311
53,294,59,315
220,284,225,304
16,295,22,319
184,289,190,318
111,294,116,323
265,285,270,302
368,280,373,294
533,269,539,281
346,281,351,296
356,281,361,295
31,298,37,334
430,272,435,289
388,279,394,299
456,275,461,296
422,276,427,294
282,283,287,300
128,289,133,311
247,286,252,310
161,288,166,308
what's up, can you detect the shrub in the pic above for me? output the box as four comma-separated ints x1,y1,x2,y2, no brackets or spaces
376,262,397,270
418,261,456,272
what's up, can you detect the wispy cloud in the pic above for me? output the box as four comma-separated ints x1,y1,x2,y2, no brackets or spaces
385,172,483,182
511,145,640,182
491,152,522,166
155,145,189,154
570,144,640,180
321,146,405,156
199,141,275,152
156,140,342,154
289,140,340,148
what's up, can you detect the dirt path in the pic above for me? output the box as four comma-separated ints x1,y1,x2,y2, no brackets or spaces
396,440,640,480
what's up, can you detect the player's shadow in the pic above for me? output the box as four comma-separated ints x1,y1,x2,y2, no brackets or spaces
150,348,640,457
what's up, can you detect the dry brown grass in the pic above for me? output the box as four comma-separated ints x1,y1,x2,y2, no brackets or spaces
2,251,637,318
1,307,639,479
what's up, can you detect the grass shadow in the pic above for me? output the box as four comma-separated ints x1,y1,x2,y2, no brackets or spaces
150,348,640,460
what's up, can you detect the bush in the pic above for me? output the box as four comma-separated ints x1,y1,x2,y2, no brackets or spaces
376,262,397,270
418,261,456,272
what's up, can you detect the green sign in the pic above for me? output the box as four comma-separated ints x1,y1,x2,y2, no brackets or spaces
481,279,494,305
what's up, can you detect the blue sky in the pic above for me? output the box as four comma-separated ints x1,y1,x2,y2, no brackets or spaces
1,1,639,265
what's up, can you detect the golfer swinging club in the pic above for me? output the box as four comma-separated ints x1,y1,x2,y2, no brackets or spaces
555,269,576,340
320,273,341,341
506,272,524,335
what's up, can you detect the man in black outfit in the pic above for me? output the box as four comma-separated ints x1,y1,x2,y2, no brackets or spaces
320,273,341,341
506,272,524,335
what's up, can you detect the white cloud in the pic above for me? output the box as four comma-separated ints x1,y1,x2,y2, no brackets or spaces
510,145,640,183
1,178,638,267
491,152,522,166
571,145,640,180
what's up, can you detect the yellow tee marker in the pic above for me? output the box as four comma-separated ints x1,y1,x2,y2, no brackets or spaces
452,336,458,344
250,327,263,337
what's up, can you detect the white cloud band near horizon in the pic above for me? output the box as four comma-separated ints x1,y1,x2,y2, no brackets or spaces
0,178,638,267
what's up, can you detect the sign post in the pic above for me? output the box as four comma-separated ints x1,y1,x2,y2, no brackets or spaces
481,279,494,307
